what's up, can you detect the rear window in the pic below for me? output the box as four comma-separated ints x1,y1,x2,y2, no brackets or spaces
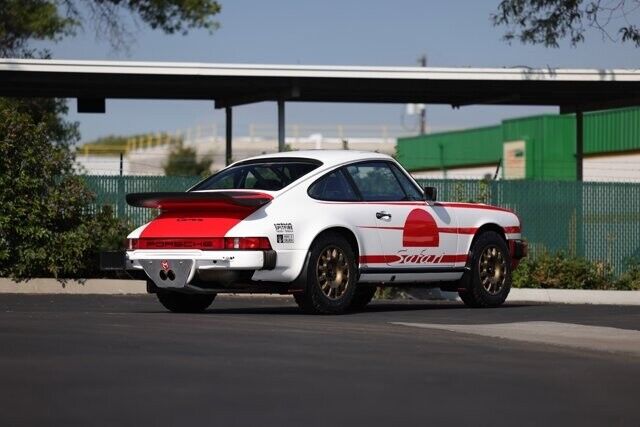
191,160,320,191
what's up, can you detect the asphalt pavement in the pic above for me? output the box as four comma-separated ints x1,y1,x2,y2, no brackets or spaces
1,294,639,426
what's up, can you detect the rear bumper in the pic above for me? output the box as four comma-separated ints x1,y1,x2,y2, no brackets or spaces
101,249,277,271
100,249,278,291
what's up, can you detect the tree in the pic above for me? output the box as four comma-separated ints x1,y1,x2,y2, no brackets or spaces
493,0,640,47
1,0,222,56
0,1,222,278
164,145,213,176
0,99,119,278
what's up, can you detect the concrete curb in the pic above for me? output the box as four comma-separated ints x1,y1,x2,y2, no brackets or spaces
0,278,292,297
1,279,639,305
0,278,147,295
434,288,640,306
508,288,640,305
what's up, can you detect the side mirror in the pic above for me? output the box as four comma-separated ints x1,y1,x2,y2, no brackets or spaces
424,186,437,202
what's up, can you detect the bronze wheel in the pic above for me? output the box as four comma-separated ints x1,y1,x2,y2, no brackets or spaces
293,231,358,314
316,246,351,300
458,231,512,308
478,245,507,295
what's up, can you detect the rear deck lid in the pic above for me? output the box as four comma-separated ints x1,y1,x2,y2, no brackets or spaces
126,191,273,238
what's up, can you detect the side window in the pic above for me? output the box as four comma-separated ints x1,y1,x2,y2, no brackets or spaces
346,162,406,201
390,164,424,201
308,170,359,201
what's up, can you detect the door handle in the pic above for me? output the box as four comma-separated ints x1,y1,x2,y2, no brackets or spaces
376,211,392,219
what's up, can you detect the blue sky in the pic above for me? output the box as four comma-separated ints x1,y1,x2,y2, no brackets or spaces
36,0,640,142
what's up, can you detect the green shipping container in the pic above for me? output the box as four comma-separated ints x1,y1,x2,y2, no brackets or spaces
397,107,640,181
584,107,640,154
501,115,576,180
396,125,502,171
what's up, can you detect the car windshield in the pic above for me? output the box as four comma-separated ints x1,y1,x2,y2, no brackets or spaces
191,160,320,191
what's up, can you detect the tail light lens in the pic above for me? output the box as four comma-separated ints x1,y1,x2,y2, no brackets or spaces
224,237,271,250
127,237,271,251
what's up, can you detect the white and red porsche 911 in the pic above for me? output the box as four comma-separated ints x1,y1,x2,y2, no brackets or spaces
104,150,527,314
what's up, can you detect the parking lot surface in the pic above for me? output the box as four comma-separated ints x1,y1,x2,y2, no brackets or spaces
1,294,639,426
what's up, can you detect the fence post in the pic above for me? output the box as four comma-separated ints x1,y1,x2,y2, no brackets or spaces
117,153,125,219
489,179,498,206
576,181,585,257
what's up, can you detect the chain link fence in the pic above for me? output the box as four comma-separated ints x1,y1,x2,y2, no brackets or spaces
83,175,640,273
416,179,640,273
83,175,201,226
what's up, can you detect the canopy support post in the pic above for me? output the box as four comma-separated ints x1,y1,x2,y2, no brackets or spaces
225,106,232,166
278,99,285,152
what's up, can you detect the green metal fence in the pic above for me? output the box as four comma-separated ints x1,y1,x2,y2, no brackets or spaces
83,175,640,273
417,178,640,273
83,175,201,226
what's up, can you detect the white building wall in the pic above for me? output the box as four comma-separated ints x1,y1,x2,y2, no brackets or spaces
411,165,499,180
409,153,640,182
75,137,397,175
75,155,129,176
584,153,640,182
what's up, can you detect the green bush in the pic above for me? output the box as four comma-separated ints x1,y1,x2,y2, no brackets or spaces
74,206,132,278
513,252,640,290
0,99,129,280
615,258,640,290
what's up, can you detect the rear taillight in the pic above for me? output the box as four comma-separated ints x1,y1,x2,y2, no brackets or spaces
127,237,271,251
224,237,271,250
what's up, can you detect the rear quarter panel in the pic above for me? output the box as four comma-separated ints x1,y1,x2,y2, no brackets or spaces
228,184,363,282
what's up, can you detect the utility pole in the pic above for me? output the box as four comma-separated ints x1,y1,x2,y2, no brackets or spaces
418,54,427,135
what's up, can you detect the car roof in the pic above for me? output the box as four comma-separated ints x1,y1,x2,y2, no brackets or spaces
235,150,393,169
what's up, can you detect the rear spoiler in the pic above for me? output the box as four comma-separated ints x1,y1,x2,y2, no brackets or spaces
126,191,273,209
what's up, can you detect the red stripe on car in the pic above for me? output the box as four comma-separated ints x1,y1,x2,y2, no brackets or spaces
359,255,402,263
359,226,519,235
440,254,468,263
434,202,515,213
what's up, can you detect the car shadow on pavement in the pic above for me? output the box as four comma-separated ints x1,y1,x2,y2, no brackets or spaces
189,301,534,316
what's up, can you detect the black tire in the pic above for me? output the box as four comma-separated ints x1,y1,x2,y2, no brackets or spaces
156,291,216,313
349,286,377,311
293,232,358,314
458,231,512,308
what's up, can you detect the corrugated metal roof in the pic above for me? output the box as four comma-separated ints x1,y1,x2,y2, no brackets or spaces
1,59,639,81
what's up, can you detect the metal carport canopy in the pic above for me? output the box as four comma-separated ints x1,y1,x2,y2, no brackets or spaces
1,58,640,176
1,59,640,110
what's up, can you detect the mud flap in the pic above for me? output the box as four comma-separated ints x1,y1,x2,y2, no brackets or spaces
100,251,127,271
